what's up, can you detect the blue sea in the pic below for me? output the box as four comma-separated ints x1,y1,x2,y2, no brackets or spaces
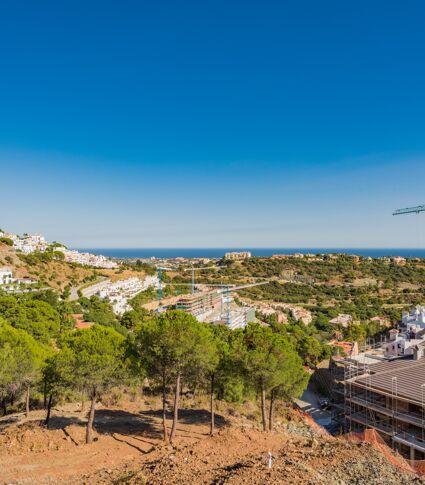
74,248,425,259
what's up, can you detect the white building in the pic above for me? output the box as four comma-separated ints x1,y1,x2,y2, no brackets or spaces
383,330,423,358
0,268,13,285
61,248,118,269
12,234,48,254
96,275,160,315
330,314,353,328
291,307,313,326
224,251,252,261
402,306,425,333
381,306,425,358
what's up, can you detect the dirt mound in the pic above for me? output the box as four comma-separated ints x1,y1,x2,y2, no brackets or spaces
0,421,97,455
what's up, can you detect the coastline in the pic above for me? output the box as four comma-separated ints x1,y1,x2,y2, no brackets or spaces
73,247,425,259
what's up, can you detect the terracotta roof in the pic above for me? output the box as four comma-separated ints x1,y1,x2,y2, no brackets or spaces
75,321,94,329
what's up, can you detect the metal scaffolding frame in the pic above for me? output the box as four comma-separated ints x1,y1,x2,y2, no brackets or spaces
342,358,425,458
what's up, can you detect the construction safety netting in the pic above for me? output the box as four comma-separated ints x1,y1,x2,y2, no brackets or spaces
344,429,425,476
297,403,425,477
298,409,334,437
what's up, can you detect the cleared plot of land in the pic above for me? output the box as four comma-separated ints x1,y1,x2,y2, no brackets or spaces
0,400,419,485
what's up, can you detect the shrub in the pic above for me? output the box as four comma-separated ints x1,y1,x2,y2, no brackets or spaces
0,237,13,246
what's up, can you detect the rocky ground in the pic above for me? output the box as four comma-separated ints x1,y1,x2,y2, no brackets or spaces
0,400,422,485
90,427,421,485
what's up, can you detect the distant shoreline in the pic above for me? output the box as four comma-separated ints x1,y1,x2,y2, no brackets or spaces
73,248,425,259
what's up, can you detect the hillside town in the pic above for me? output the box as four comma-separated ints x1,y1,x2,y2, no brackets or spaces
0,229,118,268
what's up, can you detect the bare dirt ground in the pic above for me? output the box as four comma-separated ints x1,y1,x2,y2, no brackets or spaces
0,398,422,485
0,398,235,484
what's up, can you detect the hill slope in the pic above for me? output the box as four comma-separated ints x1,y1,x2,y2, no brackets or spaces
0,242,147,292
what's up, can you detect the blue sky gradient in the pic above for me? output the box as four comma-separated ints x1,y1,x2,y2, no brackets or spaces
1,1,425,247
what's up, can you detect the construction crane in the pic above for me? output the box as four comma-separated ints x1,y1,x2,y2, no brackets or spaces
393,205,425,216
155,275,270,324
200,280,271,325
184,266,224,293
156,266,173,309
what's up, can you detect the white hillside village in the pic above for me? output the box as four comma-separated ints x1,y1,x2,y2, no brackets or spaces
0,229,117,269
0,229,162,310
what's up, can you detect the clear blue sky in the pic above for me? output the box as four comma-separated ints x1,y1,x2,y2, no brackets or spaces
1,1,425,248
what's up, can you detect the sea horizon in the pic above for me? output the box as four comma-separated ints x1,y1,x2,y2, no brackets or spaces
73,247,425,259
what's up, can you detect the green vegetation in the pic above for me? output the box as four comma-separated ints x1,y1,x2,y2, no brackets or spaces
0,321,48,415
48,325,127,443
0,237,13,246
3,253,424,445
0,295,61,343
0,295,308,443
132,311,217,443
240,323,307,431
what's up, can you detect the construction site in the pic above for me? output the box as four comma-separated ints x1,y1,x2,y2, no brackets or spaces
157,265,266,329
331,347,425,458
324,204,425,465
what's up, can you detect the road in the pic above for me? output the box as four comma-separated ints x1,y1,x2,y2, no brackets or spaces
295,387,333,429
69,278,109,301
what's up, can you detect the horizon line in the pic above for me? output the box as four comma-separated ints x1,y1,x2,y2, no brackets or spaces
72,246,425,250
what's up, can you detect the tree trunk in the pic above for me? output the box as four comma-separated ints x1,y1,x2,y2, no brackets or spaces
43,379,47,409
2,398,7,416
170,371,181,444
25,385,30,417
260,380,267,432
86,393,96,444
45,393,53,426
162,372,169,443
269,388,275,432
80,395,85,414
210,374,215,436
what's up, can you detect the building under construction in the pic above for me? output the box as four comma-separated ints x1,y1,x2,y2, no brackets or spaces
175,290,221,318
175,288,256,328
332,306,425,460
330,205,425,460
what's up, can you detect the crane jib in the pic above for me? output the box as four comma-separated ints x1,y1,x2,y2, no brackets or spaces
393,205,425,216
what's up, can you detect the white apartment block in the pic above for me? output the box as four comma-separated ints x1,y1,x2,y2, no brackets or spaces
0,268,13,285
224,251,252,261
96,275,160,315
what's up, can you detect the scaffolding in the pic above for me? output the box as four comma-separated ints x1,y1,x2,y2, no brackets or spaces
342,358,425,459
